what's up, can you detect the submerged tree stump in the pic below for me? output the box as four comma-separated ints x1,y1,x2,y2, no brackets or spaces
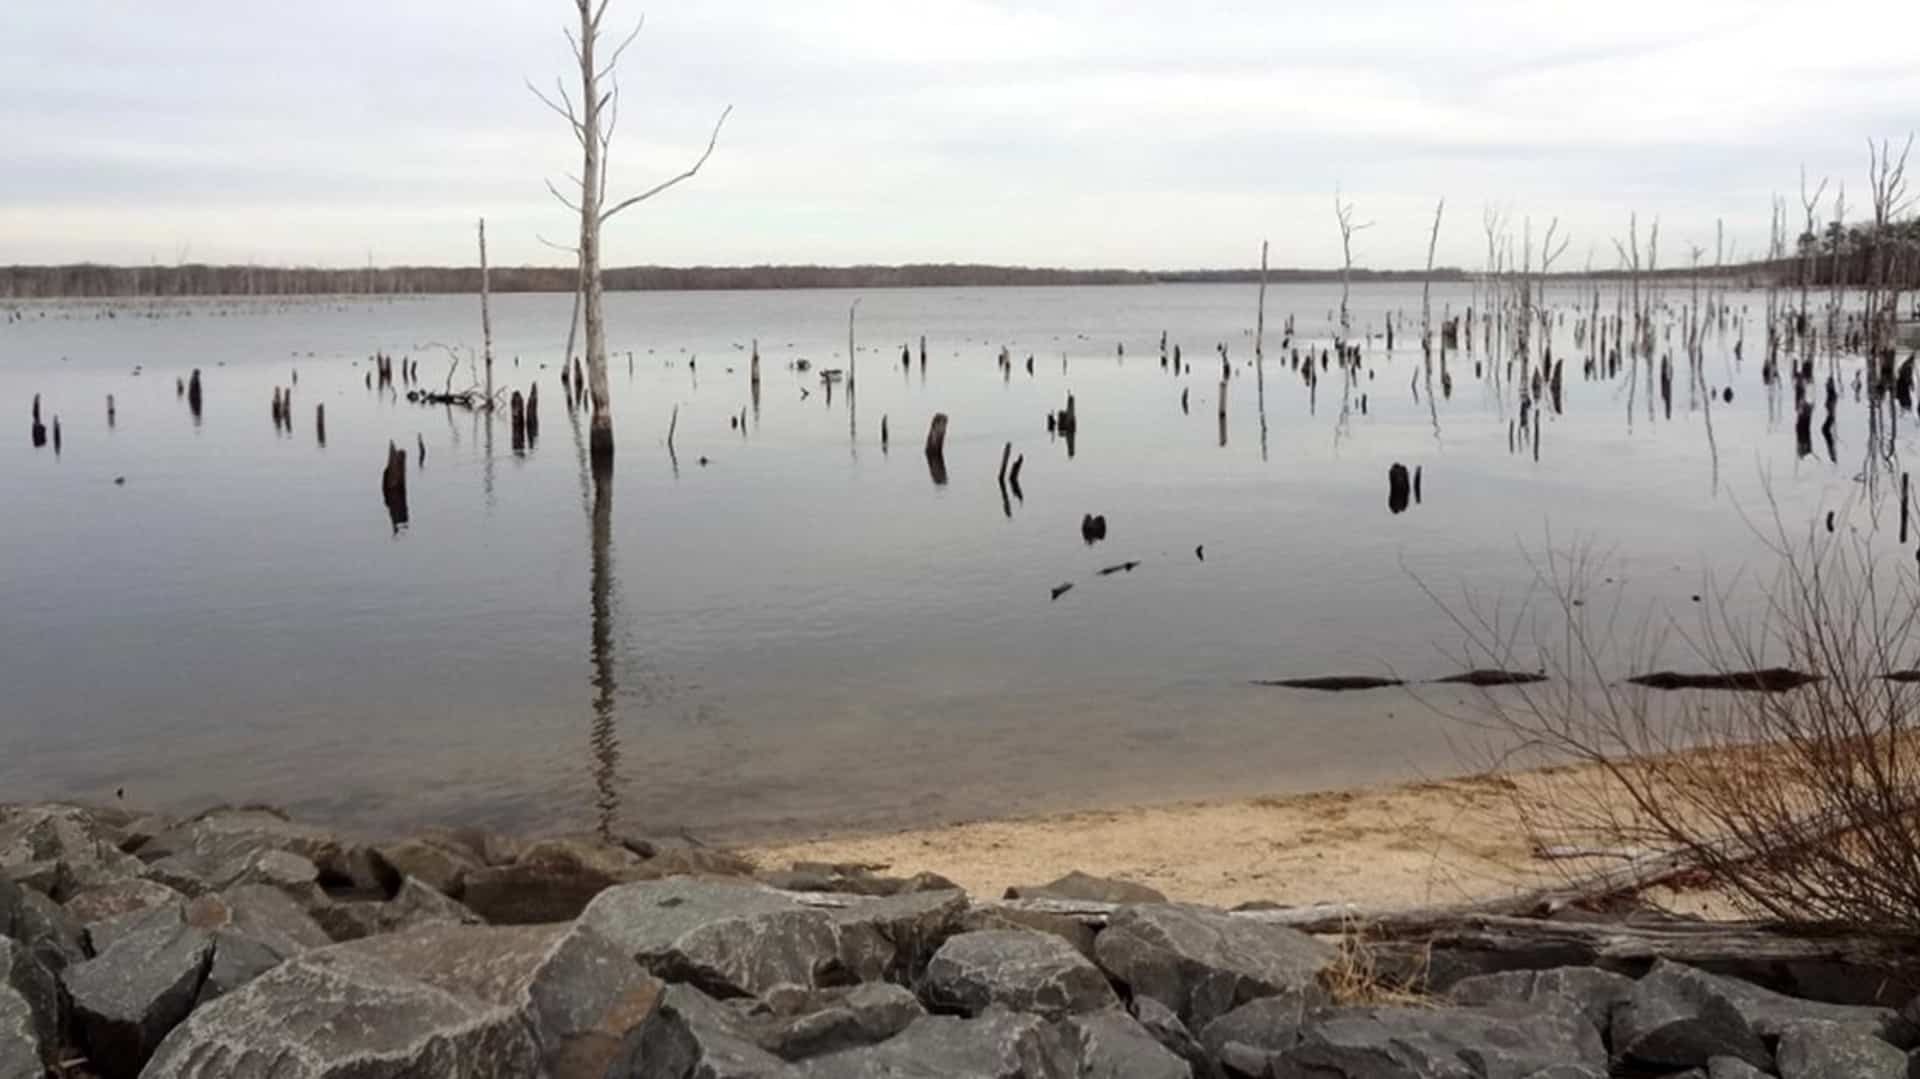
187,369,203,417
1388,462,1412,515
925,413,949,457
315,404,326,446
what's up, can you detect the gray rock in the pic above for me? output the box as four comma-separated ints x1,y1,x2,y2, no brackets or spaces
207,884,333,955
1094,903,1336,1029
581,878,888,999
140,854,216,897
1706,1056,1770,1078
795,1011,1061,1078
1637,960,1900,1043
140,808,391,899
960,906,1097,961
612,982,795,1078
923,930,1118,1018
1130,996,1210,1079
1,875,85,975
212,847,326,906
1448,966,1634,1037
0,804,145,899
1775,1019,1904,1079
141,941,544,1079
88,901,185,958
1006,871,1168,905
310,875,482,942
1272,1003,1606,1079
643,847,759,879
1197,990,1321,1077
376,834,483,898
63,876,184,926
1,937,58,1064
0,981,43,1079
319,921,662,1077
831,889,968,984
194,930,283,1007
63,914,214,1078
758,982,926,1059
759,864,961,898
1064,1010,1193,1079
1613,961,1772,1072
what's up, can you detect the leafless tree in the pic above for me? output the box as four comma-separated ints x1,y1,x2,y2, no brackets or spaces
1334,187,1372,333
532,2,731,463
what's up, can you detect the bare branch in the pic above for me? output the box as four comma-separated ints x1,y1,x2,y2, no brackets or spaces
601,105,734,223
544,177,583,213
536,234,582,255
598,14,646,80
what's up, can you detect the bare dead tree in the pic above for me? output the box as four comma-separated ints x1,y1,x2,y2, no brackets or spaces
1866,135,1915,358
479,218,495,404
532,2,731,463
1334,187,1373,334
1422,199,1445,353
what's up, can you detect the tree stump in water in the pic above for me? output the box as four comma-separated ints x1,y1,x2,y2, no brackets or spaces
510,391,527,451
187,369,203,416
925,413,948,456
315,404,326,446
381,442,409,531
1388,463,1412,515
526,383,540,441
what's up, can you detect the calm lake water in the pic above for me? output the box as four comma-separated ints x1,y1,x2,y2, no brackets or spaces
0,283,1901,840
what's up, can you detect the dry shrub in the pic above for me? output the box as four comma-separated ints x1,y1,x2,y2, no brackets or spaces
1418,504,1920,931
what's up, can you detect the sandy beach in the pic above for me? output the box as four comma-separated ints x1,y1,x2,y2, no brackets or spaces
744,764,1735,917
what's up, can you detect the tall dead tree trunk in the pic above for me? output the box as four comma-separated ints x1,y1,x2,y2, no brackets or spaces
533,1,730,465
479,218,495,404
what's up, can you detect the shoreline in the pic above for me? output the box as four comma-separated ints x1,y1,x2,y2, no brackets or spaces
740,766,1601,910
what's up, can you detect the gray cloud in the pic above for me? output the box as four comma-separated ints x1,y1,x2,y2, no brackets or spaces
4,0,1915,269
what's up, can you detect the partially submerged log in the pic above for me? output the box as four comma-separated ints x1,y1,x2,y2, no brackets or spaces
1388,462,1412,515
1253,675,1403,691
1431,670,1547,687
381,442,409,531
187,369,203,416
1628,669,1821,692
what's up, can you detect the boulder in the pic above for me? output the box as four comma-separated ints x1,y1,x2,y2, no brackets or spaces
756,983,925,1059
1448,966,1635,1037
794,1011,1062,1078
63,877,185,926
213,847,326,906
758,863,959,898
140,808,392,898
0,980,43,1079
1706,1055,1771,1078
62,914,215,1078
141,940,544,1079
1774,1019,1905,1079
88,901,185,957
376,834,484,898
830,889,968,983
1094,903,1336,1029
3,870,85,977
1271,1003,1607,1079
1062,1010,1193,1079
1197,990,1321,1077
580,878,888,1000
1634,960,1900,1044
960,905,1097,961
0,804,145,898
1,937,59,1065
310,875,481,942
206,884,333,955
1006,871,1167,905
1613,961,1772,1072
332,921,660,1076
610,982,794,1078
1129,996,1210,1078
922,930,1118,1018
193,930,283,1007
140,855,216,897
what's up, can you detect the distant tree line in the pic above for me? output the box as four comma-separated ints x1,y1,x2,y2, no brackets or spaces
0,261,1474,300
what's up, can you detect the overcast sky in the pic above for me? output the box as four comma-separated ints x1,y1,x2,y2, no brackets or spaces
4,1,1915,270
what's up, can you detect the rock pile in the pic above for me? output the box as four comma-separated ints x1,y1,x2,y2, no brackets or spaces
4,800,1917,1078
